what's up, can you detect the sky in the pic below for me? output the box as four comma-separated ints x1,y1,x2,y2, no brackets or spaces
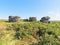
0,0,60,20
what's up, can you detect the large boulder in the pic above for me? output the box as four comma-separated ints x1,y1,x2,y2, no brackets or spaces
29,17,37,22
9,16,20,22
40,16,50,23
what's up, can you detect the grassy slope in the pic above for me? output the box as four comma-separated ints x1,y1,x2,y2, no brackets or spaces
0,21,60,45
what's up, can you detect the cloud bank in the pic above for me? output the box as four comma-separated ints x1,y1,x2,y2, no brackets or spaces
48,11,60,20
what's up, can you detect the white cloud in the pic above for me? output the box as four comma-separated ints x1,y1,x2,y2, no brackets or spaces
48,11,60,20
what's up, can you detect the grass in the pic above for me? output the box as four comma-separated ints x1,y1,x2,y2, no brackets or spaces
0,20,60,45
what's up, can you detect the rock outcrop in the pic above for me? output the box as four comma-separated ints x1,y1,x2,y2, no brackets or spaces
40,16,50,23
29,17,37,22
9,16,20,22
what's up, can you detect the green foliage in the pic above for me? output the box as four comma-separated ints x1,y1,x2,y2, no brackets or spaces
0,21,60,45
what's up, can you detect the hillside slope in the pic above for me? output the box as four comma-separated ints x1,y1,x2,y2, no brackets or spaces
0,21,60,45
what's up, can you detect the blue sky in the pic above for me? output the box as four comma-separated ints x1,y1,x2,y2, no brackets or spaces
0,0,60,20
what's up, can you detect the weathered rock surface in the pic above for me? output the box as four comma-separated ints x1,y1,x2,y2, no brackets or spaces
40,16,50,23
29,17,37,22
9,16,20,22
